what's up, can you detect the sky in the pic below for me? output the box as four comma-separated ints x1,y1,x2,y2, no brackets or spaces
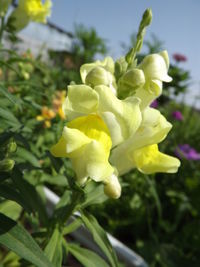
50,0,200,104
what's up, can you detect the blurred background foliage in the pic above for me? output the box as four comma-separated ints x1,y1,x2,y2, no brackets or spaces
0,23,200,267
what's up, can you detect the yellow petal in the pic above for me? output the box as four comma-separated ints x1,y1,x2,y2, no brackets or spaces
94,85,142,146
110,108,172,175
132,144,180,174
50,114,114,184
63,85,99,120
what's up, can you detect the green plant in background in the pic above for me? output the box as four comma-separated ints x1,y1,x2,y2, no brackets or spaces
49,23,108,88
72,24,108,66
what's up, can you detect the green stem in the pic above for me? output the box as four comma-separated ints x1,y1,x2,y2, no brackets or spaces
125,8,152,68
0,16,5,46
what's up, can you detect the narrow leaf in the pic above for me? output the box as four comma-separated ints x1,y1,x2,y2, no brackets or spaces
11,167,48,225
44,228,63,267
0,213,54,267
68,243,110,267
0,107,20,126
80,210,118,267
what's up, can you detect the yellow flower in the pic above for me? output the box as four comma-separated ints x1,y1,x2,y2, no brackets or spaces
135,51,172,110
51,115,115,185
8,0,52,32
19,0,52,23
110,107,180,175
63,84,142,147
53,90,66,120
36,106,55,128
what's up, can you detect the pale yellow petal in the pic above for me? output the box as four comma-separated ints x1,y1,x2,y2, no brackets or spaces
132,144,181,174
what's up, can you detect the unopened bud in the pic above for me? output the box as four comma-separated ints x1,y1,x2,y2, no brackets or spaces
115,57,128,81
139,52,172,82
0,159,15,172
118,68,145,99
7,141,17,154
104,174,121,199
85,66,112,87
22,71,30,80
141,8,152,28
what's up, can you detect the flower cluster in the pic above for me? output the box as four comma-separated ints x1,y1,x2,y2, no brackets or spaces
51,51,180,198
51,10,180,199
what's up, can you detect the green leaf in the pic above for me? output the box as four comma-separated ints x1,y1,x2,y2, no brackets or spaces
0,85,21,106
0,60,20,76
11,167,48,225
80,210,118,267
81,182,107,208
40,173,68,187
68,243,110,267
44,228,63,267
0,184,32,212
54,189,84,224
63,218,82,235
0,200,22,221
0,213,54,267
0,107,20,126
15,147,40,168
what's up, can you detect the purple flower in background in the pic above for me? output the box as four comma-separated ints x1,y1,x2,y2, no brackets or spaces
172,111,184,121
150,100,158,108
175,144,200,160
173,53,187,62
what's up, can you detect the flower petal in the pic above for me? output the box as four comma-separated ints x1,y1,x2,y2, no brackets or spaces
94,85,142,146
132,144,180,174
110,107,172,175
139,51,172,82
63,84,99,120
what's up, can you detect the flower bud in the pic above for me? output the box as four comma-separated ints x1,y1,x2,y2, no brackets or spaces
115,57,128,81
22,71,30,80
85,66,112,87
118,68,145,99
139,51,172,82
7,141,17,154
0,159,15,172
104,174,121,199
141,8,152,28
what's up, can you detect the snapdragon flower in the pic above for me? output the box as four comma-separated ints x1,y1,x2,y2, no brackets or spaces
8,0,52,32
50,114,121,198
110,107,180,175
117,51,172,109
135,51,172,109
63,84,142,147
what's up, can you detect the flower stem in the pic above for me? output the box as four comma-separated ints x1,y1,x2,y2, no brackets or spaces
0,16,5,46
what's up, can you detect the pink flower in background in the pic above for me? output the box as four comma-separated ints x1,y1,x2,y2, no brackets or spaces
173,53,187,62
175,144,200,160
172,111,184,121
150,99,158,108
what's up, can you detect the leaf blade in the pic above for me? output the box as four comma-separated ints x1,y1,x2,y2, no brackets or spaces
0,213,54,267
